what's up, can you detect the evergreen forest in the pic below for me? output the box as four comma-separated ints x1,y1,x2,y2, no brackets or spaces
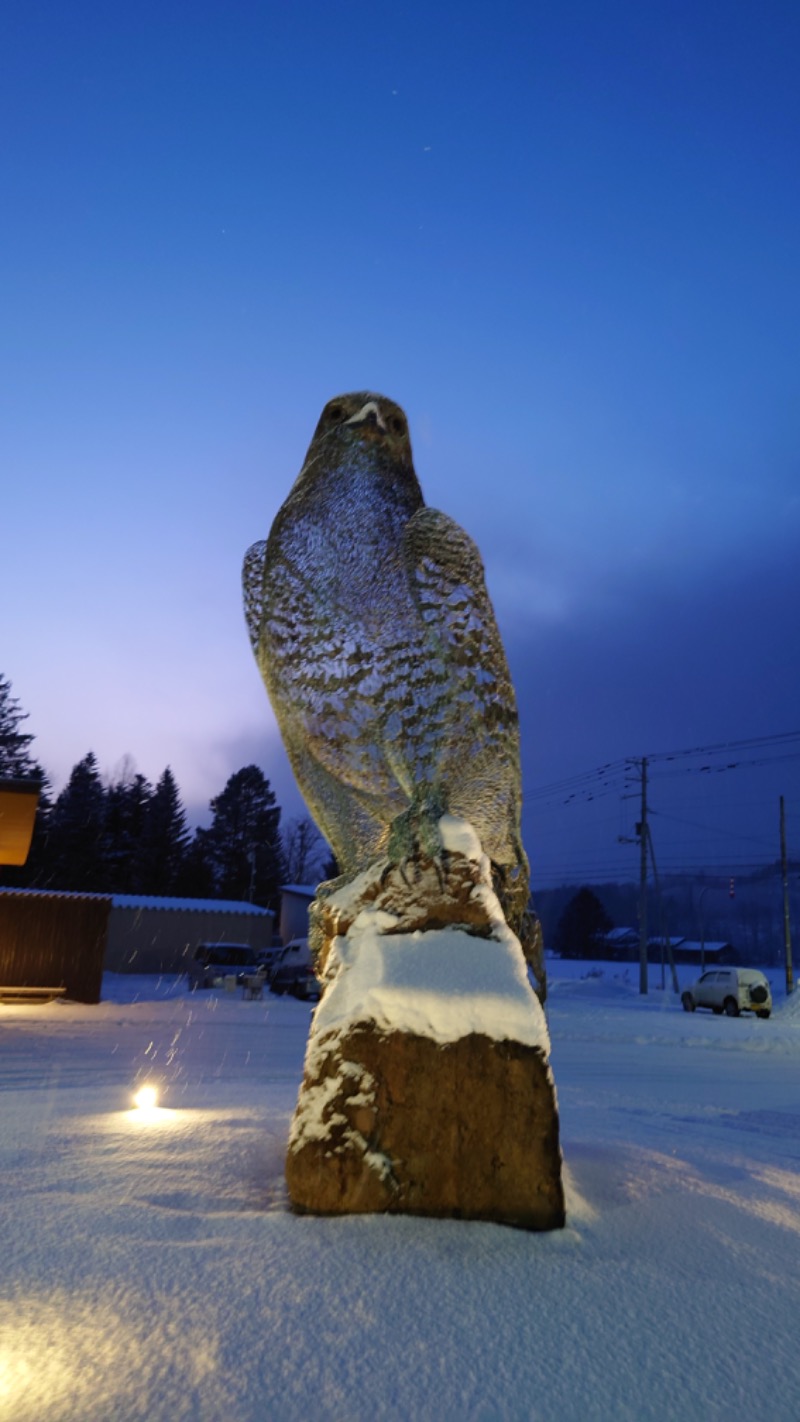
0,674,329,908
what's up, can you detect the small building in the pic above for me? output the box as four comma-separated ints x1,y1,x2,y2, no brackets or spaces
595,927,639,960
667,939,736,966
105,895,275,975
0,887,276,996
278,884,315,946
0,792,107,1004
0,778,41,867
592,927,736,966
0,888,110,1003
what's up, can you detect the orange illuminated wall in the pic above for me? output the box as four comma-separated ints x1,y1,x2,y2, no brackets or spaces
0,779,40,866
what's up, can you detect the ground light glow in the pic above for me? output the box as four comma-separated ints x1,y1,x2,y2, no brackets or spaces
0,1295,137,1422
132,1084,159,1111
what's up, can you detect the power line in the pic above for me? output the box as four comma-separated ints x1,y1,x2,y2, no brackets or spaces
528,731,800,803
532,858,796,887
525,761,629,804
649,807,776,851
646,730,800,764
646,751,800,780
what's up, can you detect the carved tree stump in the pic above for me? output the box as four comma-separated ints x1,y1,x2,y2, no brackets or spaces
286,818,565,1231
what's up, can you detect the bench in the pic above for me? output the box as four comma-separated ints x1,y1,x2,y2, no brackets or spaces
0,986,67,1004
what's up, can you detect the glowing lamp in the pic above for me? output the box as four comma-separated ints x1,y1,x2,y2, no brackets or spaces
133,1085,159,1111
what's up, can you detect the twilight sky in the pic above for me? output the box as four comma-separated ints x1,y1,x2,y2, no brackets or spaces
2,0,799,886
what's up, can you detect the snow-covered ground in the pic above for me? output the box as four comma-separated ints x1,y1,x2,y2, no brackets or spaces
2,959,799,1422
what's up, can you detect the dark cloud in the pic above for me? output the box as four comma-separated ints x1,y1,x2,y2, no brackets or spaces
510,537,800,882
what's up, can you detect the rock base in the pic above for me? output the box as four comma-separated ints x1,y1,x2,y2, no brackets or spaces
286,1022,565,1230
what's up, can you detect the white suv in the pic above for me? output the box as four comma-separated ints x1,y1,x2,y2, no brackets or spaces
681,967,772,1019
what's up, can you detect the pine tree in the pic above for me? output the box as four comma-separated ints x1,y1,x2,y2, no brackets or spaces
136,767,191,895
553,887,613,959
0,674,42,780
173,832,216,899
200,765,284,907
0,674,52,886
104,768,153,893
46,752,109,891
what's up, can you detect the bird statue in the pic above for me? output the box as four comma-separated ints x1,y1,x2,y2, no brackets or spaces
243,393,541,988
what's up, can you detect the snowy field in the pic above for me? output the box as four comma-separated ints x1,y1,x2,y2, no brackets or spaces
2,959,799,1422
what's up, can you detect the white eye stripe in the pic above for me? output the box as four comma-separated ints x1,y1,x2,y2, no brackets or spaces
343,400,387,431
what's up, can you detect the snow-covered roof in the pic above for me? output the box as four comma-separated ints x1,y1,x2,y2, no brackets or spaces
111,895,272,916
667,939,732,954
0,886,111,902
0,888,273,915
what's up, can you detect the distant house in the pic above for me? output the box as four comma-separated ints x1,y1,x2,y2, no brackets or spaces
667,939,736,966
278,884,315,946
593,927,737,966
594,927,639,959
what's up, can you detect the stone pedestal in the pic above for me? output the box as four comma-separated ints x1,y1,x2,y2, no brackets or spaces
286,817,564,1231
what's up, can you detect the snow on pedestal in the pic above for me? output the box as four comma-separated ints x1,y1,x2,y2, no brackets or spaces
286,817,565,1231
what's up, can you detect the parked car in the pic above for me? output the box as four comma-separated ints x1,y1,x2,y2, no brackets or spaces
270,964,321,1001
187,942,259,990
255,948,284,980
681,967,772,1018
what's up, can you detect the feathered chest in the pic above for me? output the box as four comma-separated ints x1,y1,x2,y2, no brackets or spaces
264,468,419,629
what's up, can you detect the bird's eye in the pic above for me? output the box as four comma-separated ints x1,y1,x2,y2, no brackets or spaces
389,415,405,435
327,403,344,422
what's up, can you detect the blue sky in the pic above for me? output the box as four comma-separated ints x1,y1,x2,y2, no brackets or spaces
2,0,799,884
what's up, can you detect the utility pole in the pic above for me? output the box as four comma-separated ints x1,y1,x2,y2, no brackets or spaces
646,824,680,994
697,884,709,975
637,757,648,995
780,796,794,995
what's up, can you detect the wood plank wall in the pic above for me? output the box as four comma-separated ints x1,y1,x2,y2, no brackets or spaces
0,893,111,1003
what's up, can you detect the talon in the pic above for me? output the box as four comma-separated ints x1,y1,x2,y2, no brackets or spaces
431,853,446,891
380,856,413,888
386,798,447,882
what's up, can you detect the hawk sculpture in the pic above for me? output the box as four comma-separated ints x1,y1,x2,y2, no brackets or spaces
243,393,537,972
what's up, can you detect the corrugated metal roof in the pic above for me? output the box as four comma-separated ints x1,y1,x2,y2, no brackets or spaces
111,894,272,915
0,888,271,915
668,940,732,954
